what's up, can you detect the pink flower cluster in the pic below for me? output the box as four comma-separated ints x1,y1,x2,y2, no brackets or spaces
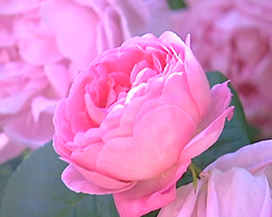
0,0,170,164
171,0,272,139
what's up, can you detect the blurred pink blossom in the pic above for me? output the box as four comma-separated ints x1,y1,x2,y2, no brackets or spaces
158,139,272,217
171,0,272,139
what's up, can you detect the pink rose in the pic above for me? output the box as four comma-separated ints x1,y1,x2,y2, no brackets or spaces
0,0,171,163
41,0,171,78
53,31,233,217
158,139,272,217
171,0,272,139
0,8,71,162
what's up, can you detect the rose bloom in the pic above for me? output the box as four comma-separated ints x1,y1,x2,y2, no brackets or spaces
171,0,272,139
53,31,233,217
158,139,272,217
0,0,170,164
0,6,70,164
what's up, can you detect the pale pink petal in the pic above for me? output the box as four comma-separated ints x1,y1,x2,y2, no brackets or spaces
0,133,25,165
31,96,58,122
205,140,272,175
158,181,206,217
0,15,16,46
44,63,71,98
108,0,148,38
14,16,63,65
0,63,48,115
97,7,124,51
0,0,41,14
41,0,98,68
4,110,54,148
207,168,271,217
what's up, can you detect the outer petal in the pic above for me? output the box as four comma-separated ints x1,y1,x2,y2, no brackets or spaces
0,63,48,115
41,0,98,68
4,110,54,148
108,0,148,38
44,63,71,98
0,0,41,14
207,168,271,217
14,14,63,65
205,140,272,176
184,44,211,118
62,165,136,194
195,81,232,132
31,96,58,122
158,180,206,217
180,82,234,159
114,160,190,217
159,163,272,217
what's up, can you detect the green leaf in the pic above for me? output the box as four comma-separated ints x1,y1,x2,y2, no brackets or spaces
0,156,24,209
177,71,252,187
0,141,119,217
143,210,160,217
167,0,187,10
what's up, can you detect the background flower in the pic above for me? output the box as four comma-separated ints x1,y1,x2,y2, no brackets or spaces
171,0,272,139
0,0,171,164
158,139,272,217
53,31,233,217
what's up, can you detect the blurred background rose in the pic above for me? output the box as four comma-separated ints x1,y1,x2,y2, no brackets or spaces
0,0,172,164
158,139,272,217
171,0,272,139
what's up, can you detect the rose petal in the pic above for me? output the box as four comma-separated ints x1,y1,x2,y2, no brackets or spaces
207,168,271,217
62,164,136,194
114,161,190,217
97,105,195,180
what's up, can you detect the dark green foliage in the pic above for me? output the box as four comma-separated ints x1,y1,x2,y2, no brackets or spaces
167,0,187,10
0,142,119,217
